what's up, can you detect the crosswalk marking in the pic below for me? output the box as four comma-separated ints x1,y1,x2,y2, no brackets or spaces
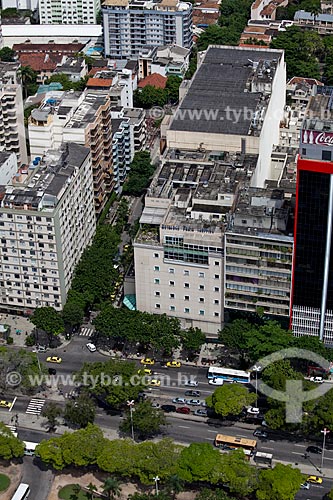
26,398,45,415
79,327,94,337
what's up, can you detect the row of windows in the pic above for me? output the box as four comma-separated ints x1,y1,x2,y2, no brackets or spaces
154,303,220,316
154,291,220,304
153,265,220,278
226,283,288,296
153,278,220,292
154,255,220,267
225,265,290,279
0,214,53,223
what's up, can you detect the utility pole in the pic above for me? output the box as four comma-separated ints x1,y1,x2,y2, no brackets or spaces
127,400,135,441
321,428,330,471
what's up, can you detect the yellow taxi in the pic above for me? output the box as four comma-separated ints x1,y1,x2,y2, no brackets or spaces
138,368,152,376
307,476,323,484
149,379,161,387
124,244,130,251
46,356,62,364
166,360,181,368
0,400,12,409
140,358,155,366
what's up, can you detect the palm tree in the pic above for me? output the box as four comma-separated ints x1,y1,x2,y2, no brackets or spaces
18,65,37,99
165,474,184,500
86,482,98,500
102,477,122,500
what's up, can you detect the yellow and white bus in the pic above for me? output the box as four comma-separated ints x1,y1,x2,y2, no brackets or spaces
214,434,257,456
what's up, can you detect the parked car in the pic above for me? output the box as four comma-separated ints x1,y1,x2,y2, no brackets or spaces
141,358,155,365
307,476,323,484
300,482,310,490
149,379,161,387
186,399,201,406
48,368,57,375
185,390,201,397
161,405,176,413
194,409,208,416
253,429,268,439
247,407,260,415
166,360,181,368
184,379,199,387
173,398,187,404
310,376,324,383
138,368,152,376
151,401,160,408
306,445,322,454
176,407,191,415
208,378,224,386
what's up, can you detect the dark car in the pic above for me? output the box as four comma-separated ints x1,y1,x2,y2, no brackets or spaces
48,368,57,375
185,390,201,397
161,404,176,413
176,406,191,414
306,445,322,454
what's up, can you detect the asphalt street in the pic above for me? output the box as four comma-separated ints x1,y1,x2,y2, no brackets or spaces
3,335,333,499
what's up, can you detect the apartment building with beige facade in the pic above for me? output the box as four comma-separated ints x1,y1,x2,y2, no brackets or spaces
28,90,113,214
0,143,96,313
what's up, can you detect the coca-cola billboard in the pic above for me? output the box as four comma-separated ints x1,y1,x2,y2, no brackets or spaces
302,129,333,147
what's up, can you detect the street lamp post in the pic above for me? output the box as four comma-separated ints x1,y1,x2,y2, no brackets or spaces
153,476,160,496
127,400,135,441
321,428,330,471
253,365,262,407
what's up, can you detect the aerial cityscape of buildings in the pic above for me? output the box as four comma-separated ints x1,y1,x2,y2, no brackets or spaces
2,0,333,497
0,0,332,342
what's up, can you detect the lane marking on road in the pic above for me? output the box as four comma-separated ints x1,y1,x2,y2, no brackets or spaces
207,430,218,434
178,425,191,429
261,447,274,450
291,452,304,455
9,396,17,412
295,444,305,448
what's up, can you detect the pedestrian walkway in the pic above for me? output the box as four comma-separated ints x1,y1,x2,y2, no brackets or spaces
79,327,94,337
25,398,45,415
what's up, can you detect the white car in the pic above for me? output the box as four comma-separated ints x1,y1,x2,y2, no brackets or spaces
247,407,260,415
310,376,323,383
184,379,199,387
86,343,97,352
208,378,224,386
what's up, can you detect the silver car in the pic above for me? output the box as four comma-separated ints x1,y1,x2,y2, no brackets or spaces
186,399,201,406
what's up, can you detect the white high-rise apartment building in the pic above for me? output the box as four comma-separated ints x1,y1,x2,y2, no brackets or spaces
102,0,192,58
0,62,28,166
0,143,96,313
39,0,101,24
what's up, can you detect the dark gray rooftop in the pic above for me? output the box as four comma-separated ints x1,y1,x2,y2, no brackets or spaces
170,45,283,136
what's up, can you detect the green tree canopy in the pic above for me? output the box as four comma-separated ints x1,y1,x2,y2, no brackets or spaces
30,306,65,337
181,327,206,355
177,442,224,484
64,393,96,428
122,151,155,197
0,46,15,61
256,463,304,500
206,384,256,418
120,400,167,439
76,359,145,409
0,422,25,460
36,424,107,469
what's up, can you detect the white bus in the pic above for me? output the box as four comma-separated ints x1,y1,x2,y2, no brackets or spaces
207,367,250,384
23,441,38,456
11,483,30,499
254,451,273,467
